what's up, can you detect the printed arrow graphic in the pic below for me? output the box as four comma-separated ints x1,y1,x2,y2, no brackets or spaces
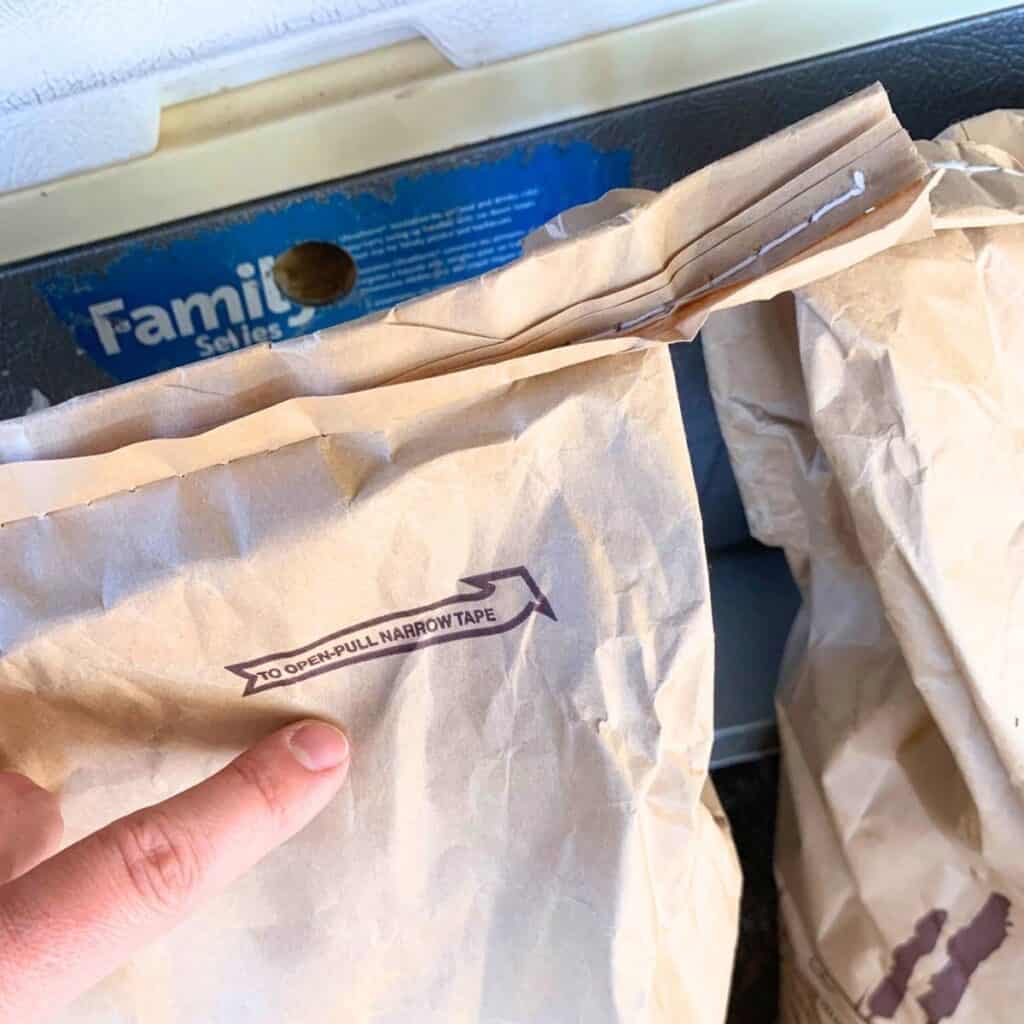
227,566,556,696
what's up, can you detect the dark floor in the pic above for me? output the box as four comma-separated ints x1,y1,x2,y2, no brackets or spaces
712,756,780,1024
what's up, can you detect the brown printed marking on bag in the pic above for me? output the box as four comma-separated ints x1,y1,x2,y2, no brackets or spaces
226,566,556,695
862,893,1011,1022
916,894,1011,1022
867,910,948,1018
806,893,1010,1023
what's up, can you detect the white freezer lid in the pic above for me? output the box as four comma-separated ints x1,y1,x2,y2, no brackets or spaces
0,0,719,194
0,0,1014,265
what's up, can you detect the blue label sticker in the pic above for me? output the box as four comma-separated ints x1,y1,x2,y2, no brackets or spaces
39,143,631,383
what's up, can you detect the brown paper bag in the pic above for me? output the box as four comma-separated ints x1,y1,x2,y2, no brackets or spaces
3,338,748,1023
704,114,1024,1022
0,88,928,1022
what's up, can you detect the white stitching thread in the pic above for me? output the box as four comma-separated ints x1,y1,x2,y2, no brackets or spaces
617,304,673,332
612,169,869,335
928,159,1024,179
705,169,867,291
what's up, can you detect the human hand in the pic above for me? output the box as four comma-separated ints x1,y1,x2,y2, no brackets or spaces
0,720,350,1023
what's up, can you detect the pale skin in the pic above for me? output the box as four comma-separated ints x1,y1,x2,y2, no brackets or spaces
0,720,351,1023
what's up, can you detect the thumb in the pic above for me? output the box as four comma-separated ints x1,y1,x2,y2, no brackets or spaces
0,720,350,1023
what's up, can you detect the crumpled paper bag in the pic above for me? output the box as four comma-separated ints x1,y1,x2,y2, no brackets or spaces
0,85,927,1022
2,338,744,1023
704,110,1024,1022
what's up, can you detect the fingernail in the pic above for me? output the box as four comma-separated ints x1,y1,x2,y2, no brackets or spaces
287,721,350,772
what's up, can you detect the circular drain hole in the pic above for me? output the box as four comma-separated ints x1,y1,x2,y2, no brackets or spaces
272,241,357,306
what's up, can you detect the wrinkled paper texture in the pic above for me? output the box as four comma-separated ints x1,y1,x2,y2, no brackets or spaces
704,112,1024,1023
0,341,740,1023
0,84,931,1022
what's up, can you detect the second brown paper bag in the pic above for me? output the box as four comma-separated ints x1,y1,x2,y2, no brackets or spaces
705,110,1024,1023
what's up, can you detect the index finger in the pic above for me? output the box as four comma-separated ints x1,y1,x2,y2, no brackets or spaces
0,720,350,1023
